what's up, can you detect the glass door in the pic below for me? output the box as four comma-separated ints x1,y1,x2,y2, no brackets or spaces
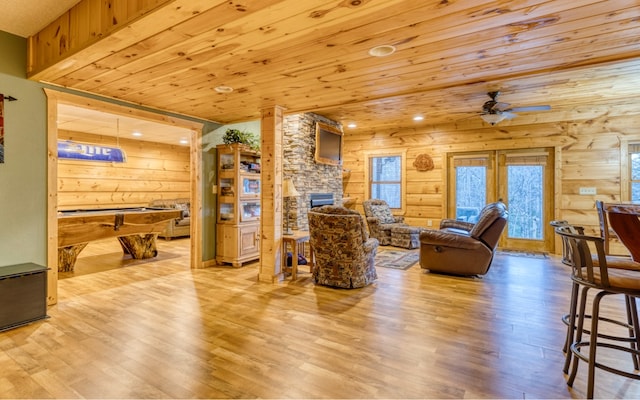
448,152,495,223
448,148,554,252
497,149,554,252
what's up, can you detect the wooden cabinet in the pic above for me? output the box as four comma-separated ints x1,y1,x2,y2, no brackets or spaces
216,144,261,266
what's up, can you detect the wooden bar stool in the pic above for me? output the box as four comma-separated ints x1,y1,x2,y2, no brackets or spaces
552,221,640,374
554,226,640,398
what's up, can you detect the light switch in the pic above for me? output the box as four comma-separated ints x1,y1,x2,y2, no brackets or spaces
579,187,597,195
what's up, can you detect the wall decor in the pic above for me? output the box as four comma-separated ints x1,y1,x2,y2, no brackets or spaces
0,94,4,163
58,140,127,162
0,94,18,164
413,153,434,171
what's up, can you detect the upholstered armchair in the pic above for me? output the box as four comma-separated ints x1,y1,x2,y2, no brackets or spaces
419,201,508,276
362,199,406,245
308,205,379,288
149,198,191,239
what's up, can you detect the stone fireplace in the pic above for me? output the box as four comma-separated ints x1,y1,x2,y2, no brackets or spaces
283,113,343,231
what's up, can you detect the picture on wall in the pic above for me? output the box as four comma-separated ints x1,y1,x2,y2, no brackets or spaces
0,94,4,163
0,94,4,164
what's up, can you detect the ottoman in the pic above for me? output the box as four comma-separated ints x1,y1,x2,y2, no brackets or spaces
390,226,425,249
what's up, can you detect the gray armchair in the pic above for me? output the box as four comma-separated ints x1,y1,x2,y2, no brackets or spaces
308,205,378,288
419,201,508,276
148,198,191,239
362,199,406,245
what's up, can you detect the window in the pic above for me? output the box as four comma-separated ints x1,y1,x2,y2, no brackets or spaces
365,150,406,211
630,143,640,201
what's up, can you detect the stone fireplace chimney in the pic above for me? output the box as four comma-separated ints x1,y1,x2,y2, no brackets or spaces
283,113,343,231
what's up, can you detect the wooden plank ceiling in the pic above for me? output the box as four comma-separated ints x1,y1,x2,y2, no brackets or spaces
28,0,640,131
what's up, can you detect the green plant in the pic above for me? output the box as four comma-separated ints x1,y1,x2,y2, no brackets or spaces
222,128,259,151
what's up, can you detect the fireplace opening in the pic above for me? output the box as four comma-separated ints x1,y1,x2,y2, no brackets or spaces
309,193,334,208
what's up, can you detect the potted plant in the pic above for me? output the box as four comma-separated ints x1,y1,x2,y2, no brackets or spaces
222,128,260,152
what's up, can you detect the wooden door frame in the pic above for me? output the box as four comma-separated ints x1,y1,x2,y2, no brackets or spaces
497,148,555,252
446,151,497,218
44,89,204,305
446,148,555,252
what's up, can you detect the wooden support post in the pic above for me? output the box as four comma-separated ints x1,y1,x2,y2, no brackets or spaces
258,106,285,282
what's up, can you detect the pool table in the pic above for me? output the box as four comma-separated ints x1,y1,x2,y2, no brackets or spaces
57,207,182,272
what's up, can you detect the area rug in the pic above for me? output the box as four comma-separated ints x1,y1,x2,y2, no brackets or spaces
375,248,420,270
496,250,548,259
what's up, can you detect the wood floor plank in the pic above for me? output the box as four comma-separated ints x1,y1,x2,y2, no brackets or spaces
1,238,640,398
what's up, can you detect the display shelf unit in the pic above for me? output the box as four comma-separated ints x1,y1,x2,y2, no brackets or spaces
216,144,261,267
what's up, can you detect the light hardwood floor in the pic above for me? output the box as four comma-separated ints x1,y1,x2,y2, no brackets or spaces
1,238,640,399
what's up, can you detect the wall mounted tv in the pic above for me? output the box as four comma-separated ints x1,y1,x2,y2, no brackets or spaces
314,122,343,166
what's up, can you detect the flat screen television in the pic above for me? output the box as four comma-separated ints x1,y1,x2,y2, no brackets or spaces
314,122,343,166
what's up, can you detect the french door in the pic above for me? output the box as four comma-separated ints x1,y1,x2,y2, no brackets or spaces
447,148,554,252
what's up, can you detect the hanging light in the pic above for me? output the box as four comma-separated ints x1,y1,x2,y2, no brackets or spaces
480,113,507,125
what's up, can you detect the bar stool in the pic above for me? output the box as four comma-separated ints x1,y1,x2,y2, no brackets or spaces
550,220,585,372
552,221,640,373
555,226,640,398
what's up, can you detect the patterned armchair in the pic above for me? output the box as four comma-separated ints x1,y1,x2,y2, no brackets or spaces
363,199,406,245
308,205,379,288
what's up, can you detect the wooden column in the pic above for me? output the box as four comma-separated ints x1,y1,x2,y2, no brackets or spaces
258,106,286,282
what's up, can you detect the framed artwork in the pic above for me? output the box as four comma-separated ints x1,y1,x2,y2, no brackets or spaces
0,94,4,164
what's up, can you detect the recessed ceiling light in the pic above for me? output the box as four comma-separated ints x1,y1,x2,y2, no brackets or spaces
214,86,234,93
347,123,357,128
179,139,189,145
413,116,424,121
368,45,396,57
132,131,142,137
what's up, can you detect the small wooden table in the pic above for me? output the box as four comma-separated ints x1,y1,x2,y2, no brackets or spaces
282,231,313,280
603,202,640,262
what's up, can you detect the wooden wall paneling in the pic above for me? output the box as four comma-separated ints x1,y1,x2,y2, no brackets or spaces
57,164,190,182
57,131,190,210
58,178,190,193
342,111,640,255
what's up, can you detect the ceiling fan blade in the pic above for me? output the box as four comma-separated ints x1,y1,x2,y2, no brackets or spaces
502,111,518,120
508,105,551,112
492,102,511,111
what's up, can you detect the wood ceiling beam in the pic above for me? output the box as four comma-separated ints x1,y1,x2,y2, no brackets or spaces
27,0,232,81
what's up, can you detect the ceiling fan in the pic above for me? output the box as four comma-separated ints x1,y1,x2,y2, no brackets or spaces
479,91,551,125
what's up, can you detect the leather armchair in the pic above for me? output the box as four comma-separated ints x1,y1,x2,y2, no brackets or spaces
362,199,406,245
308,205,378,288
419,201,508,275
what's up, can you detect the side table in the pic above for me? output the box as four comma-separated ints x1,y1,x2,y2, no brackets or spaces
282,231,314,280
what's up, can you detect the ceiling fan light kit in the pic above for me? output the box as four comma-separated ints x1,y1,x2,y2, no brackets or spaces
480,113,507,125
478,91,550,125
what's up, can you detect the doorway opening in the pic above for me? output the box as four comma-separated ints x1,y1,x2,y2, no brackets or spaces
45,89,203,304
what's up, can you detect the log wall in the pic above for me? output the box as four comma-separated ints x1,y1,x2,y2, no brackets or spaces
342,113,640,256
58,130,190,210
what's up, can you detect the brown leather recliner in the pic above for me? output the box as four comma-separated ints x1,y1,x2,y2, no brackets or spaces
419,201,508,276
